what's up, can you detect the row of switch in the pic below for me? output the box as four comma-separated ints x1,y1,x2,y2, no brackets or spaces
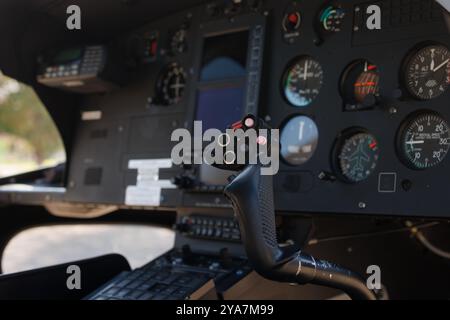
178,215,241,242
44,63,80,78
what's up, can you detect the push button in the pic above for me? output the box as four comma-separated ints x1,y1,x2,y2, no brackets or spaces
378,173,397,193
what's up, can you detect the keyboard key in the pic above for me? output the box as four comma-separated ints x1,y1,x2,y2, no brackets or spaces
161,286,177,295
152,283,167,292
153,273,170,282
172,287,189,299
138,283,152,291
115,279,131,288
176,276,192,286
116,289,131,298
152,294,168,300
104,287,120,296
126,281,141,289
160,274,180,285
141,271,156,280
138,292,154,300
127,290,145,300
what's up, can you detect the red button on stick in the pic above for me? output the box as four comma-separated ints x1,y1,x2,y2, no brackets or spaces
244,117,255,128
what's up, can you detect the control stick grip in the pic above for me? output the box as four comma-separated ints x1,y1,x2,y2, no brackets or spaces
218,115,377,299
224,164,287,278
225,164,377,300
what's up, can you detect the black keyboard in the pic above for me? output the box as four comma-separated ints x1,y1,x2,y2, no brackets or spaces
86,250,249,300
87,269,213,300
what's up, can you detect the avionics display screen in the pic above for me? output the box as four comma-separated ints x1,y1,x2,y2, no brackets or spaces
196,30,249,131
53,48,83,64
199,31,249,81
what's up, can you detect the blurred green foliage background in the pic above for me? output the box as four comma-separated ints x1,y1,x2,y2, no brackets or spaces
0,72,65,178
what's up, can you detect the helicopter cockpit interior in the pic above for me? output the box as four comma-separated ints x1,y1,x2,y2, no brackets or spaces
0,0,449,301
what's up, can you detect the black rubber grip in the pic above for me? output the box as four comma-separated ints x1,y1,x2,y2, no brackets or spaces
224,164,377,300
224,164,283,278
257,173,278,248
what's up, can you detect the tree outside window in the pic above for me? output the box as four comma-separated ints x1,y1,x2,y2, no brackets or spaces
0,72,65,178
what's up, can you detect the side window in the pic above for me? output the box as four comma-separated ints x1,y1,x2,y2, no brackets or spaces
2,224,175,273
0,72,65,178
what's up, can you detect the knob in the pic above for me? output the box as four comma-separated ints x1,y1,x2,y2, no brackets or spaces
171,175,194,189
175,218,191,233
362,93,379,108
318,171,337,182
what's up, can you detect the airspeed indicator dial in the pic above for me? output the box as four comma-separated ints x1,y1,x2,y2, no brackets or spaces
282,56,324,107
398,112,450,170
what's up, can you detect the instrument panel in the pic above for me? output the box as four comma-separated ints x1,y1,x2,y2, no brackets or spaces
62,0,450,218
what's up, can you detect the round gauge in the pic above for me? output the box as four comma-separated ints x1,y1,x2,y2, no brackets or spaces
404,44,450,100
282,57,324,107
280,115,319,165
335,131,380,183
341,60,380,108
397,112,450,170
157,63,186,106
170,29,188,55
319,6,346,33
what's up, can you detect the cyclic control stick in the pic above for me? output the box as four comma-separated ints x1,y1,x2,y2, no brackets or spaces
214,115,377,300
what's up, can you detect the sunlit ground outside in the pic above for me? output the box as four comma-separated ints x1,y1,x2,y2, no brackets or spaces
2,225,175,274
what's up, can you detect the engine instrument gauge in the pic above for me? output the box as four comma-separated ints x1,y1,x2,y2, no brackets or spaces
319,6,346,33
335,130,380,183
397,112,450,170
403,44,450,100
157,63,186,106
340,60,379,110
282,56,324,107
280,115,319,166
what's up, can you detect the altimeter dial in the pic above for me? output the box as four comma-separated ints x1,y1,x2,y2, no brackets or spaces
404,44,450,100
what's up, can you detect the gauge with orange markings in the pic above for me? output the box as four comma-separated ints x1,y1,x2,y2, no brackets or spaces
341,60,380,110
